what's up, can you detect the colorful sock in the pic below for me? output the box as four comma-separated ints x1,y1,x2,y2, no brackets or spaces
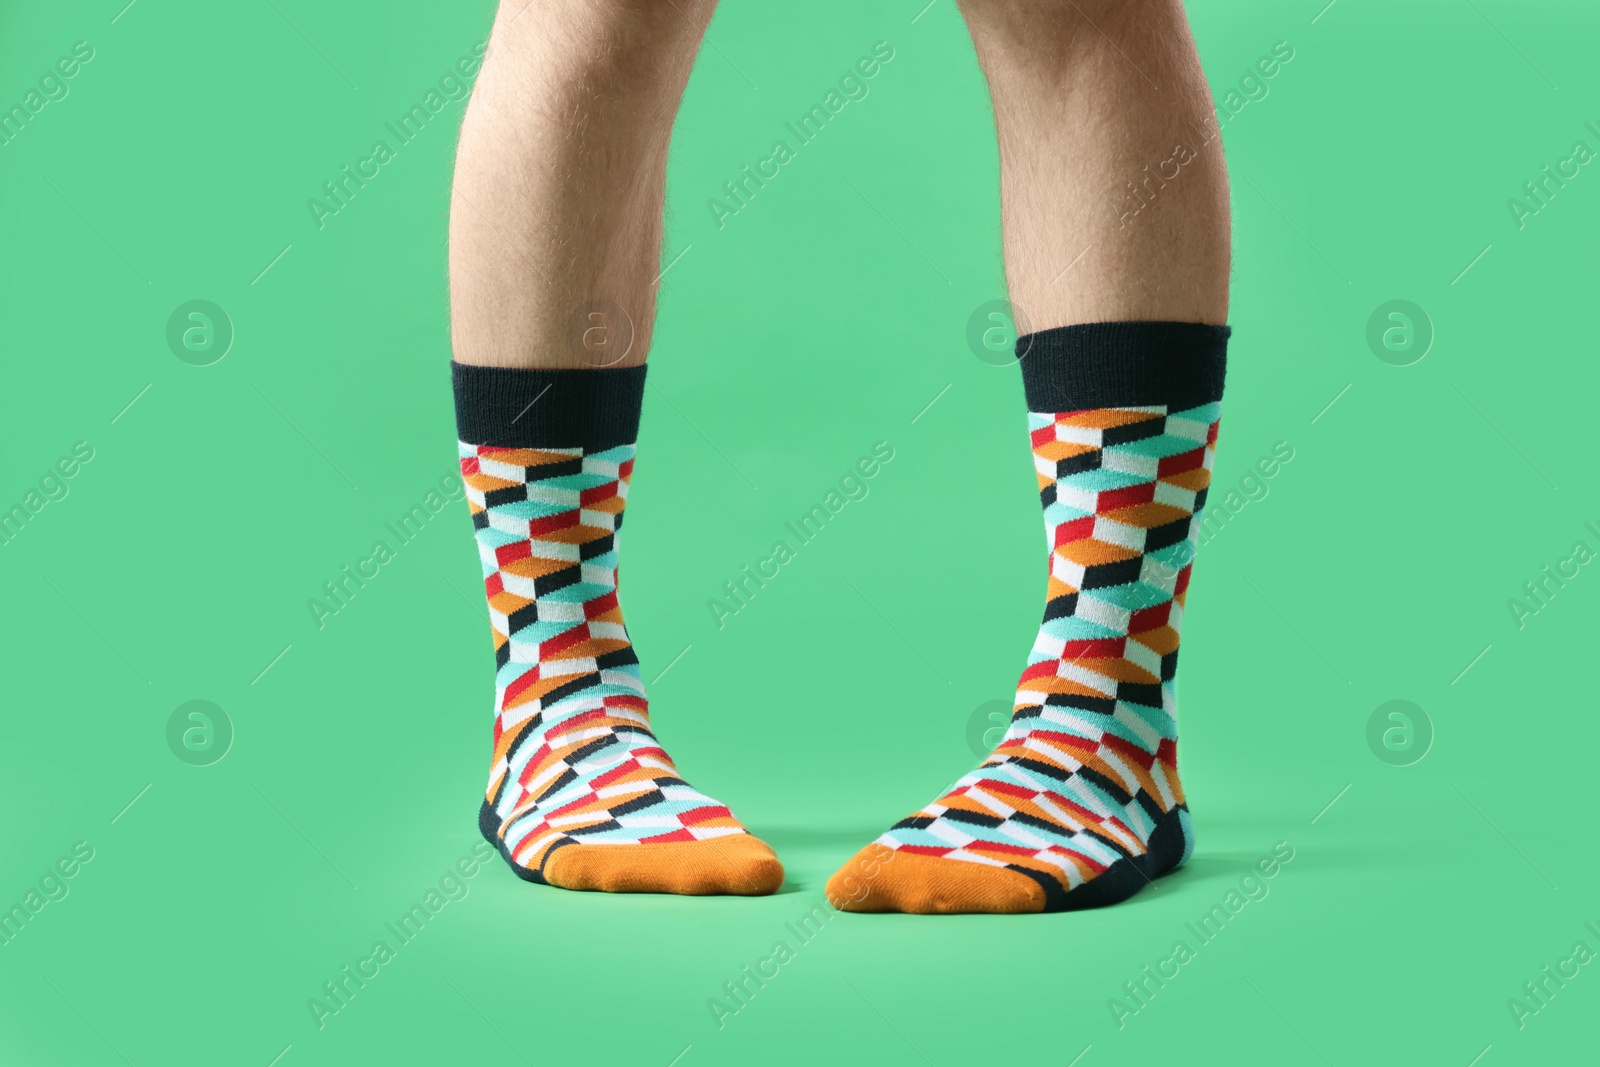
454,362,782,895
827,322,1228,913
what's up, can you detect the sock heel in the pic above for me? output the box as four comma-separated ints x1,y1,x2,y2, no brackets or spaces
1161,806,1197,876
1151,804,1194,878
1033,804,1190,911
478,799,548,885
478,798,499,847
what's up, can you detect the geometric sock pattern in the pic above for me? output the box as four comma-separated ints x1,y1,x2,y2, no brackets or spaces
835,401,1221,912
461,441,757,882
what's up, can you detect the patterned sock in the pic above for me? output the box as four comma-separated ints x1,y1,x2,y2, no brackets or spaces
827,322,1228,913
453,362,783,895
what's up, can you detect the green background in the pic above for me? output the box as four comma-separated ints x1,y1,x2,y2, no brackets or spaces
2,0,1596,1063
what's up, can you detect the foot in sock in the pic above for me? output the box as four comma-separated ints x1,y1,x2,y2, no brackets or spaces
827,322,1227,914
454,362,783,896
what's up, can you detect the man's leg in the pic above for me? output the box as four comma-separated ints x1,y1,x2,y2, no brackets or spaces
450,0,715,370
827,1,1231,914
448,0,783,895
965,0,1230,329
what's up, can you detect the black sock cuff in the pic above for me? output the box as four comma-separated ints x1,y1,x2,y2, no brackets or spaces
1017,321,1229,413
451,362,648,449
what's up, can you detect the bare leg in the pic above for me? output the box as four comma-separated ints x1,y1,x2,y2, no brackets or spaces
449,0,716,370
958,0,1230,329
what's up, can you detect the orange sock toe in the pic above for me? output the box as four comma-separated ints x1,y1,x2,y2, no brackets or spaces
825,844,1045,914
544,835,784,896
